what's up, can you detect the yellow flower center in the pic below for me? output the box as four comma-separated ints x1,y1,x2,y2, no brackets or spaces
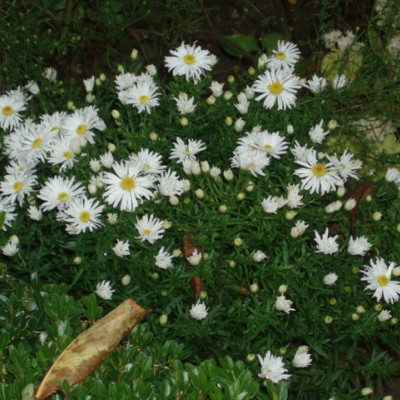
312,163,327,178
57,192,69,202
268,82,284,95
120,176,135,190
378,275,389,286
79,211,91,223
249,163,256,170
184,54,196,65
263,144,272,152
143,228,152,235
184,145,190,154
2,106,14,115
13,181,23,192
63,151,72,160
275,51,287,60
51,125,60,132
139,95,149,104
32,138,43,149
76,124,87,135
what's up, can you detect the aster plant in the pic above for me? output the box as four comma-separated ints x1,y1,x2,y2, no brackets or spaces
1,14,400,400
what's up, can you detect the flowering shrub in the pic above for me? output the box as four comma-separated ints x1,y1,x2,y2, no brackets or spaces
1,3,400,399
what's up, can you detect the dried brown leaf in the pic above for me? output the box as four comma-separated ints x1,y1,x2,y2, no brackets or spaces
34,299,151,400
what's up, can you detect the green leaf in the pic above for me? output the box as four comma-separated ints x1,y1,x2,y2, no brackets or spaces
220,35,259,58
0,211,5,231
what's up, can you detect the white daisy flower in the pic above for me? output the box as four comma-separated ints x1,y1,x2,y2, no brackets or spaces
99,151,114,169
155,246,174,270
303,74,327,93
292,346,312,368
0,171,37,207
323,273,338,286
290,220,309,238
377,309,392,322
361,258,400,304
332,74,348,90
348,236,372,256
135,214,165,244
253,68,301,110
230,149,270,177
308,120,329,144
187,248,202,266
326,149,362,180
158,169,184,197
275,294,295,314
290,141,316,163
262,196,285,214
38,176,85,212
58,196,104,234
0,196,16,230
123,76,160,114
189,300,208,320
2,241,19,257
174,92,196,114
44,67,57,81
265,40,301,70
165,42,216,82
95,280,114,300
286,184,303,209
133,149,166,176
253,250,267,262
47,137,77,172
254,131,289,159
385,167,400,183
0,90,28,130
83,76,95,92
27,205,43,221
314,228,339,254
112,239,130,257
39,111,67,136
115,72,137,92
102,161,155,212
25,80,40,95
294,152,343,195
209,82,224,99
61,106,101,145
257,351,291,383
169,137,206,164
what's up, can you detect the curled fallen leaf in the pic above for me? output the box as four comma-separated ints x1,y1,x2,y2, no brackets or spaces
34,298,151,400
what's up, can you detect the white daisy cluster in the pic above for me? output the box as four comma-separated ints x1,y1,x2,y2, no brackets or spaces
115,71,160,113
323,29,364,52
254,40,302,110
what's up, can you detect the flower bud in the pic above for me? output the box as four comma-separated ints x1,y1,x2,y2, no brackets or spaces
285,210,297,220
223,91,233,101
130,48,138,59
223,169,234,181
356,305,365,314
278,284,288,294
195,188,204,199
169,195,179,206
159,314,168,326
327,119,338,130
250,283,259,293
372,211,382,221
88,183,97,195
206,95,216,105
286,124,294,134
237,192,245,201
324,316,333,324
74,256,82,265
234,237,243,246
225,116,233,126
180,117,189,126
337,186,346,197
360,387,373,396
121,275,131,286
228,260,236,268
351,313,359,321
200,161,210,173
219,204,228,213
246,353,256,362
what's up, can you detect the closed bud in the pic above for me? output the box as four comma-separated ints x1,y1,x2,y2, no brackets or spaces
327,119,338,130
111,109,120,119
180,117,189,126
169,195,179,206
223,169,234,181
352,313,359,321
374,303,383,311
74,256,82,265
99,73,106,81
149,131,158,141
278,284,288,294
234,237,243,246
286,124,294,134
199,290,208,299
246,353,256,362
219,204,228,213
88,183,97,195
248,66,255,75
223,91,233,100
337,186,346,197
372,211,382,221
172,249,182,258
121,274,131,286
237,192,245,201
195,188,204,199
392,266,400,276
324,316,333,324
159,314,168,326
285,210,297,220
130,48,138,60
206,95,216,105
344,198,356,210
250,283,259,293
228,260,236,268
162,220,172,229
356,305,365,314
108,142,116,152
200,161,210,173
228,75,235,83
225,116,233,126
360,387,373,396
